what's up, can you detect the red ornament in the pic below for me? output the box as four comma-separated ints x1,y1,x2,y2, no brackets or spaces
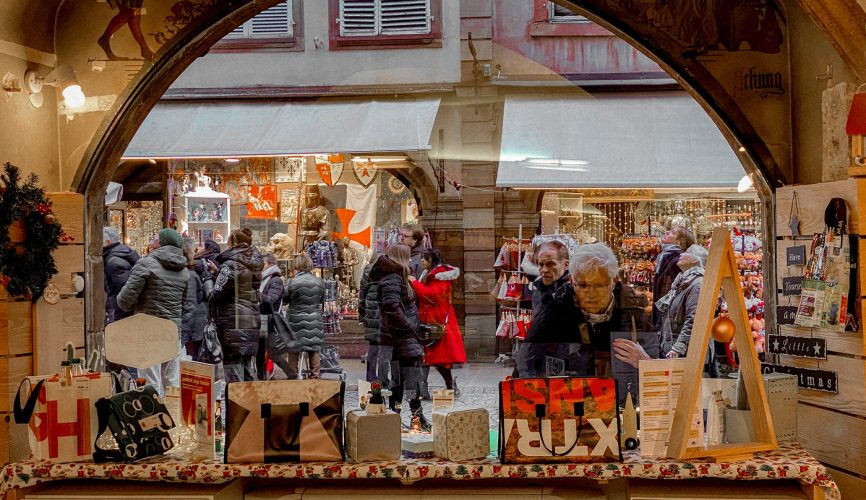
711,315,736,343
0,275,9,288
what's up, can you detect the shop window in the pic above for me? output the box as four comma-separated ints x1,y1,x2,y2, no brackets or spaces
329,0,442,50
213,1,302,52
531,0,611,37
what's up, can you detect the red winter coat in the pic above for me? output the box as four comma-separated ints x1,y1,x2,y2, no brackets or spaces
412,265,467,366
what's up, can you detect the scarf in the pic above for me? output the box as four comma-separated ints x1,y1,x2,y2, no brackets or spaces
259,265,281,294
654,265,704,315
656,243,681,273
584,294,616,325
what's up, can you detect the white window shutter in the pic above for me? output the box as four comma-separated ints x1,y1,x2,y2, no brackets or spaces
379,0,431,35
340,0,378,36
251,1,293,38
225,1,293,39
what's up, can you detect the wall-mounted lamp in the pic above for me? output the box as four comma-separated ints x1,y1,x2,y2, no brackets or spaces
24,65,86,109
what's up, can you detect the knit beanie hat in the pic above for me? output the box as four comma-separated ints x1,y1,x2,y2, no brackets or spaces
158,228,183,248
230,228,252,247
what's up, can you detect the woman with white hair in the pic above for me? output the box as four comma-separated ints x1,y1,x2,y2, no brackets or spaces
568,243,650,377
614,244,718,376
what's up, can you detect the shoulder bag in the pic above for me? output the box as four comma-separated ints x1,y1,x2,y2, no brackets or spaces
197,318,223,364
93,385,176,462
270,312,297,354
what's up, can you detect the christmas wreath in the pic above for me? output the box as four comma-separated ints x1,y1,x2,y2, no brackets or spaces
0,163,62,301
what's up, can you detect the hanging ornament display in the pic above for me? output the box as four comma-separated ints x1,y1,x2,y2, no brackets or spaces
711,315,736,343
0,163,63,301
42,282,61,305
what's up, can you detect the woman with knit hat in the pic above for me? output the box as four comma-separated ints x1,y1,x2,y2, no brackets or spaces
204,227,263,382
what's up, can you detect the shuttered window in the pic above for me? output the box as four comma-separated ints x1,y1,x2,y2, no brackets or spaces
547,1,589,23
227,1,293,39
339,0,432,36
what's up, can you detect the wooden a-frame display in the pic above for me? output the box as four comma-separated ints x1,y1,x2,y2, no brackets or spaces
667,226,777,461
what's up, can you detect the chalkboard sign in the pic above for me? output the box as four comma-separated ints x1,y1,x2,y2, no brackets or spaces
786,245,806,266
777,306,798,325
762,363,838,393
767,334,827,359
782,276,804,296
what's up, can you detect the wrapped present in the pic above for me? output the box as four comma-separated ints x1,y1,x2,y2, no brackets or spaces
345,409,401,462
401,432,434,459
433,407,490,461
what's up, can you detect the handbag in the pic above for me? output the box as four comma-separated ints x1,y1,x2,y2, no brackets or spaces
270,312,296,354
198,318,223,364
225,379,345,463
92,385,176,462
13,372,112,462
419,311,447,348
499,377,621,464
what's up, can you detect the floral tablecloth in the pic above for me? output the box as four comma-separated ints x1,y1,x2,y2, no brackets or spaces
1,442,838,498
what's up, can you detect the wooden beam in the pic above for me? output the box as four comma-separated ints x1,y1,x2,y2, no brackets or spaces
795,0,866,82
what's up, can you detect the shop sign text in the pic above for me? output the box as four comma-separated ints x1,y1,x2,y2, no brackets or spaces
761,363,837,393
767,334,827,359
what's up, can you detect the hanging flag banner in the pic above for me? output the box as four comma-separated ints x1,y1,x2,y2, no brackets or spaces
245,185,278,219
315,154,345,186
319,184,377,247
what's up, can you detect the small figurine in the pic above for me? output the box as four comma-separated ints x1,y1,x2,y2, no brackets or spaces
366,381,386,415
214,202,224,222
213,229,224,243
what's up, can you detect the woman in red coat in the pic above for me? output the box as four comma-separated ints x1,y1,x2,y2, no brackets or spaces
410,249,467,398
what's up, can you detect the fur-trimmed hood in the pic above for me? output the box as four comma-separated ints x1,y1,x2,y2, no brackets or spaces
426,265,460,282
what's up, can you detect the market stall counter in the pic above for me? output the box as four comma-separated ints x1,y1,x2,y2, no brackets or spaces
2,442,838,499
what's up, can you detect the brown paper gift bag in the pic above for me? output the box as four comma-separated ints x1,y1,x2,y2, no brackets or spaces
225,379,344,463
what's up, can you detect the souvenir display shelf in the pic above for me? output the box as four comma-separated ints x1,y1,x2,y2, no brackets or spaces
183,188,231,246
0,442,837,499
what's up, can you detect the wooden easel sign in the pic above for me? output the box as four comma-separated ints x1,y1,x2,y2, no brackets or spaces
667,226,777,461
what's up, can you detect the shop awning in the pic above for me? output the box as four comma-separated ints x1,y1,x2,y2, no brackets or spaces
496,93,745,189
123,98,441,158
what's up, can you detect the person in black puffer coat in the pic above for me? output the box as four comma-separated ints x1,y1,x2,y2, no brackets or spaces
258,252,284,379
371,244,426,426
194,239,221,278
181,238,207,360
102,227,140,324
203,228,262,383
359,251,392,387
282,253,325,379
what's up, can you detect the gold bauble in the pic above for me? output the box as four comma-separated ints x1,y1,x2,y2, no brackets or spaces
711,315,736,343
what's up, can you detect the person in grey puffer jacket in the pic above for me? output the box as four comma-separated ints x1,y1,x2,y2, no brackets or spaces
359,252,392,387
117,228,189,395
282,253,325,379
181,238,207,359
203,228,262,383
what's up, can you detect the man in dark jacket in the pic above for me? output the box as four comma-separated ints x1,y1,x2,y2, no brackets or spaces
359,255,392,387
517,240,581,377
400,225,425,278
204,228,262,383
117,228,189,395
103,227,140,324
652,226,695,329
258,252,284,379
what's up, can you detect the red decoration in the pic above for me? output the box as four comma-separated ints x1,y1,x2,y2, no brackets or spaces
846,92,866,135
0,275,9,287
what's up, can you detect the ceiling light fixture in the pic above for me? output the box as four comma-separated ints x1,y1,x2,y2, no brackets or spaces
24,65,86,109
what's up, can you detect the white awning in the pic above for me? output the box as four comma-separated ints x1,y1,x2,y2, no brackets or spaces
123,98,441,158
496,93,746,189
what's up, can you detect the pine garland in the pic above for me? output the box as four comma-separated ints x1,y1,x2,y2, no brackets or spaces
0,163,63,301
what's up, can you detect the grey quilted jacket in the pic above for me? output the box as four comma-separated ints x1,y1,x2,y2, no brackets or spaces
283,271,325,352
116,246,189,328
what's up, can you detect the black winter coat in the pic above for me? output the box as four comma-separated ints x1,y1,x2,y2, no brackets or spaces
181,268,206,344
103,243,140,323
206,244,262,359
370,256,422,361
283,271,325,352
359,263,388,345
652,245,683,328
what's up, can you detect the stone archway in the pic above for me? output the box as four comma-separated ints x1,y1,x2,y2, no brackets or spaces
74,0,784,343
